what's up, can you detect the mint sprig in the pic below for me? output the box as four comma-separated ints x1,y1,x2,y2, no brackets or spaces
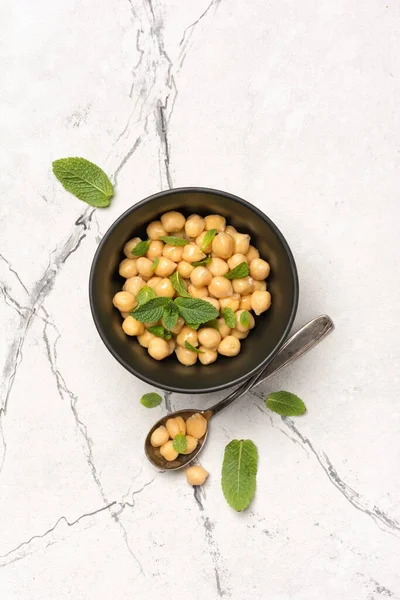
221,307,236,328
140,392,162,408
52,157,114,208
201,229,217,251
131,240,150,257
266,391,306,416
221,439,258,511
136,286,157,305
173,433,188,453
185,341,204,353
170,272,191,298
224,262,249,280
159,236,189,246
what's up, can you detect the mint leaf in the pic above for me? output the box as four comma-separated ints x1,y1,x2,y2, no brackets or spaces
173,433,188,453
131,297,172,323
174,297,219,325
185,341,204,353
159,236,189,246
151,257,159,271
131,240,150,257
221,307,236,328
221,439,258,512
201,229,217,251
202,319,219,330
191,257,212,267
52,157,114,208
147,325,167,338
136,286,157,305
266,391,306,416
170,272,191,298
186,322,200,330
140,392,162,408
240,310,251,327
224,262,249,280
162,303,179,331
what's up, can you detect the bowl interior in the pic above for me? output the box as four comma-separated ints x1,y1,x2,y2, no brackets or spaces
90,189,298,393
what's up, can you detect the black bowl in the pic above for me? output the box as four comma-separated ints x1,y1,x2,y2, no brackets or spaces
89,188,298,394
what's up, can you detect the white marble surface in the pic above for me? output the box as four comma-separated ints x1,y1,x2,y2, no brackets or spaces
1,1,399,598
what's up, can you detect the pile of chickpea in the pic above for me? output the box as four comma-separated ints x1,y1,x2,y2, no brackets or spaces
112,211,272,366
151,413,209,485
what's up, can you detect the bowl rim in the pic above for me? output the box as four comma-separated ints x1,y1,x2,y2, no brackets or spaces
89,186,299,394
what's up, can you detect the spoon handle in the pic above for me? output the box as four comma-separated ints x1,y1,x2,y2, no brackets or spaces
207,315,334,417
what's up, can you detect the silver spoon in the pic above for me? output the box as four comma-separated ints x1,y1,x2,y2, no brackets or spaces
145,315,334,470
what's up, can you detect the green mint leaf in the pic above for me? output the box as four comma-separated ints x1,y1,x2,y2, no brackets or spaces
221,307,236,328
162,303,179,331
159,236,189,246
140,392,162,408
240,310,251,327
202,319,219,330
186,322,200,330
136,286,157,305
173,433,188,453
201,229,217,251
131,240,150,257
184,341,204,353
224,262,250,280
266,391,306,416
191,257,212,267
174,297,219,325
52,157,114,208
170,271,191,297
131,297,172,323
151,257,159,271
221,439,258,512
147,325,166,338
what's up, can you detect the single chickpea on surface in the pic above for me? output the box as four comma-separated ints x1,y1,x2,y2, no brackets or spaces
176,326,198,348
239,295,252,310
251,290,272,315
246,245,260,262
218,335,241,357
175,346,198,366
225,225,237,237
233,232,250,255
235,309,255,332
147,276,162,290
123,276,146,297
150,426,169,448
198,327,221,350
220,294,241,312
190,266,212,288
212,232,234,259
119,258,138,278
208,276,233,299
155,256,177,277
123,237,141,258
207,257,229,277
122,316,145,336
178,260,194,278
113,291,137,312
186,413,208,439
147,221,167,240
166,416,186,438
198,346,218,365
186,465,209,486
232,276,254,295
146,240,164,260
204,214,226,232
120,311,130,319
161,211,186,232
154,278,175,298
148,338,170,361
227,253,248,269
253,280,267,292
231,328,249,339
163,244,184,263
136,256,154,279
250,258,270,281
188,284,209,298
182,243,206,263
160,441,179,461
138,330,156,348
217,317,231,338
182,435,198,454
185,214,205,238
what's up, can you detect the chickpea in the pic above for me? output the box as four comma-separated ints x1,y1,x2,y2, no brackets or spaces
160,440,178,461
204,214,226,232
137,330,156,348
147,221,167,240
218,335,241,357
250,258,270,281
239,295,252,310
198,328,221,350
145,240,163,261
161,211,185,232
177,326,198,348
185,214,205,238
166,416,186,438
246,245,260,262
150,426,169,448
219,294,240,312
123,237,141,258
173,229,186,238
119,258,138,279
186,413,208,439
186,465,209,486
188,284,209,298
212,232,234,259
148,338,170,360
120,311,130,319
155,278,175,298
225,225,237,237
195,231,213,253
167,338,176,355
136,256,154,279
235,309,255,332
198,346,218,365
155,257,177,277
251,290,272,315
175,346,198,366
253,280,267,291
161,315,185,335
113,291,137,312
178,260,194,279
147,276,162,290
232,276,254,295
162,244,184,263
233,232,250,254
143,321,160,329
217,317,231,338
208,276,233,299
202,297,220,311
190,266,212,288
123,276,146,297
231,328,249,339
122,316,145,336
182,435,198,454
182,243,206,263
207,257,229,277
227,253,248,270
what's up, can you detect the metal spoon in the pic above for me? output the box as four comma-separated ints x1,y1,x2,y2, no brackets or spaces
145,314,334,470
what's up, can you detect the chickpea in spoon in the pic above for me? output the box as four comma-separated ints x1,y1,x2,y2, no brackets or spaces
113,211,272,365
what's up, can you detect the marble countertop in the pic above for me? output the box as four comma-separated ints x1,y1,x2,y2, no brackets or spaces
1,1,399,598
